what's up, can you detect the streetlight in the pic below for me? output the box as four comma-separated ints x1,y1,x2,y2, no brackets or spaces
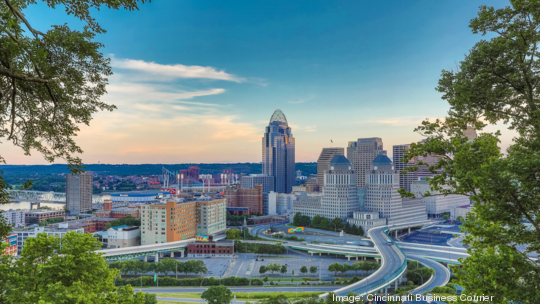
200,278,206,287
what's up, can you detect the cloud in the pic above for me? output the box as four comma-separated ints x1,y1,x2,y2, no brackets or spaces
110,56,245,82
289,94,315,104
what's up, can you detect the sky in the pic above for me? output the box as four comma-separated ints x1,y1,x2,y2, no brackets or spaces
6,0,516,164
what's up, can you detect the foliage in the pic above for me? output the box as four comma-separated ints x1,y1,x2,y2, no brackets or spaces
38,216,65,226
406,267,434,285
430,286,456,295
300,265,308,275
396,1,540,302
280,264,287,275
266,263,281,274
110,259,207,277
0,0,150,241
309,266,317,274
201,285,233,304
115,276,262,287
226,229,242,240
292,212,310,227
259,265,266,274
0,231,145,303
104,216,141,230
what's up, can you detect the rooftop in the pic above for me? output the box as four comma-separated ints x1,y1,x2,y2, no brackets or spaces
371,154,392,165
329,154,350,166
269,109,288,126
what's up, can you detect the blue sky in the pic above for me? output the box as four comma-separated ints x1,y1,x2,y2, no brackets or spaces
9,0,513,164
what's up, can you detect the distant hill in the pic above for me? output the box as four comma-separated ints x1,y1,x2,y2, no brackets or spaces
0,163,318,177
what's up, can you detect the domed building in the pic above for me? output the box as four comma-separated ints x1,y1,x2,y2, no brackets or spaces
347,154,427,232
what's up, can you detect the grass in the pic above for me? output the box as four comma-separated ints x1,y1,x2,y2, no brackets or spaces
155,291,325,301
157,302,194,304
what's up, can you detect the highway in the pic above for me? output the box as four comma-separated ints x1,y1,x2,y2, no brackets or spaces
408,256,451,295
252,223,454,297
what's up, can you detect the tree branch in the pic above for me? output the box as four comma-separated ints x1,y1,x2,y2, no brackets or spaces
4,0,45,39
8,77,16,141
0,67,48,83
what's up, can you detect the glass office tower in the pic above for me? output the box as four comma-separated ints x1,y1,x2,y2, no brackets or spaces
262,109,295,193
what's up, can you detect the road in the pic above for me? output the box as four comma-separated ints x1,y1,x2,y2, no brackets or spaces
408,256,450,295
138,286,338,293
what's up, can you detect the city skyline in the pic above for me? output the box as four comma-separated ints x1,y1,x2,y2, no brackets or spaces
4,0,517,165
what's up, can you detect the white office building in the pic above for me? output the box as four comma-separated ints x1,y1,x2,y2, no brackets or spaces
362,154,427,227
269,192,297,215
3,209,25,228
411,178,471,217
13,225,84,255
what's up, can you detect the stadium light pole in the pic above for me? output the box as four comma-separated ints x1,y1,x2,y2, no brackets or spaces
413,272,423,286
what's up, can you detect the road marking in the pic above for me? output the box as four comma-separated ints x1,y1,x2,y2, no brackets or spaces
235,260,245,277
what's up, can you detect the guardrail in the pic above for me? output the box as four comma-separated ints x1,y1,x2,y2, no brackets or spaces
345,227,408,295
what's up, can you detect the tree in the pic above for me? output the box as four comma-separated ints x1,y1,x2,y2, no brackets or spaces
328,262,343,276
342,263,351,275
331,218,343,231
201,285,233,304
351,263,361,276
319,217,331,230
259,265,267,274
396,2,540,302
226,229,241,240
293,212,302,226
280,264,287,275
0,0,149,241
311,215,321,228
344,222,351,234
300,265,308,275
0,231,145,303
309,266,317,275
443,214,449,221
456,216,464,223
263,275,269,285
157,258,176,276
267,262,281,274
357,225,364,236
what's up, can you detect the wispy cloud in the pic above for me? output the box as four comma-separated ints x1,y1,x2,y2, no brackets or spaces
110,56,245,82
289,94,315,104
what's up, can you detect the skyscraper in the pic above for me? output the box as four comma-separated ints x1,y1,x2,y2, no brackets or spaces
262,109,295,193
321,155,359,220
316,147,344,190
348,137,386,189
66,173,93,215
363,154,427,225
392,144,415,192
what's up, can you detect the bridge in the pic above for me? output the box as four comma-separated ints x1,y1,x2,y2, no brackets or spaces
7,190,109,204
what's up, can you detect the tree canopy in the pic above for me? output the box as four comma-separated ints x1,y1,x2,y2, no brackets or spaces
0,0,149,240
0,230,145,303
399,1,540,302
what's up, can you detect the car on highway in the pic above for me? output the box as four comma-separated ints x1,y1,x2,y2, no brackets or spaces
387,239,393,246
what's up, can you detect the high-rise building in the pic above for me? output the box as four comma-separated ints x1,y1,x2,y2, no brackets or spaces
140,199,197,245
262,109,295,193
268,192,296,215
66,173,92,215
224,185,263,215
362,154,427,226
316,147,345,190
240,174,274,193
392,144,415,192
3,209,25,228
195,197,227,236
188,166,200,181
291,155,360,221
348,138,386,189
321,155,360,220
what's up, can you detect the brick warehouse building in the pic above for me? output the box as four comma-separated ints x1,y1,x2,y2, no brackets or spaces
224,184,263,214
187,241,234,257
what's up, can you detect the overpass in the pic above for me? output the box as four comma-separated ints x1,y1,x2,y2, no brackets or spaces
252,222,459,297
96,235,227,261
